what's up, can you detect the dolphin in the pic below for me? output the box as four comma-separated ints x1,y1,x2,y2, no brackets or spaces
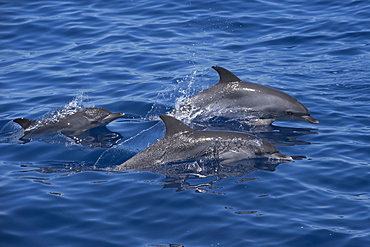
13,107,124,139
114,115,291,171
178,66,319,126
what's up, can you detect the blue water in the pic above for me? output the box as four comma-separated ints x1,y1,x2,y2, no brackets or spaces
1,0,370,246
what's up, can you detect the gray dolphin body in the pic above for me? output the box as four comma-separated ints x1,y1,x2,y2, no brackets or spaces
13,107,124,139
178,66,318,126
114,115,291,171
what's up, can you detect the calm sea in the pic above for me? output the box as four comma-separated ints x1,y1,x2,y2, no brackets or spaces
1,0,370,246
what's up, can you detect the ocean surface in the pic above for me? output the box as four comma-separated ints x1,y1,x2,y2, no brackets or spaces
1,0,370,246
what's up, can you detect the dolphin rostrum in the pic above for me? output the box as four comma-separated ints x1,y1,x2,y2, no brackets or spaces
13,107,124,139
178,66,319,126
114,115,291,171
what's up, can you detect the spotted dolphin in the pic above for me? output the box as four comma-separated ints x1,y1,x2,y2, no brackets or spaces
178,66,318,126
13,107,124,139
114,115,291,171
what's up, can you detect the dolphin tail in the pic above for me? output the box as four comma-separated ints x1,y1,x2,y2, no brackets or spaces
13,118,33,129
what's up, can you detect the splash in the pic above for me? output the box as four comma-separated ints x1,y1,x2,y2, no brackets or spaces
29,94,88,131
174,68,209,110
0,121,23,142
146,67,209,121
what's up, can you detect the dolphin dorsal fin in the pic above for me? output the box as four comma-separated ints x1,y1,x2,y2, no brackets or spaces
160,115,193,137
13,118,33,129
212,66,242,84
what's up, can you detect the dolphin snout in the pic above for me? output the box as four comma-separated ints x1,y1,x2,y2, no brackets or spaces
104,112,125,121
270,152,293,161
302,115,319,124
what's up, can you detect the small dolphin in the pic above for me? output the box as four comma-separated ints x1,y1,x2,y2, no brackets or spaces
13,107,124,139
178,66,318,126
114,115,291,171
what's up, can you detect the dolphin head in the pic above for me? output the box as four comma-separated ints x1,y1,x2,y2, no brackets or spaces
273,100,319,124
82,108,124,126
